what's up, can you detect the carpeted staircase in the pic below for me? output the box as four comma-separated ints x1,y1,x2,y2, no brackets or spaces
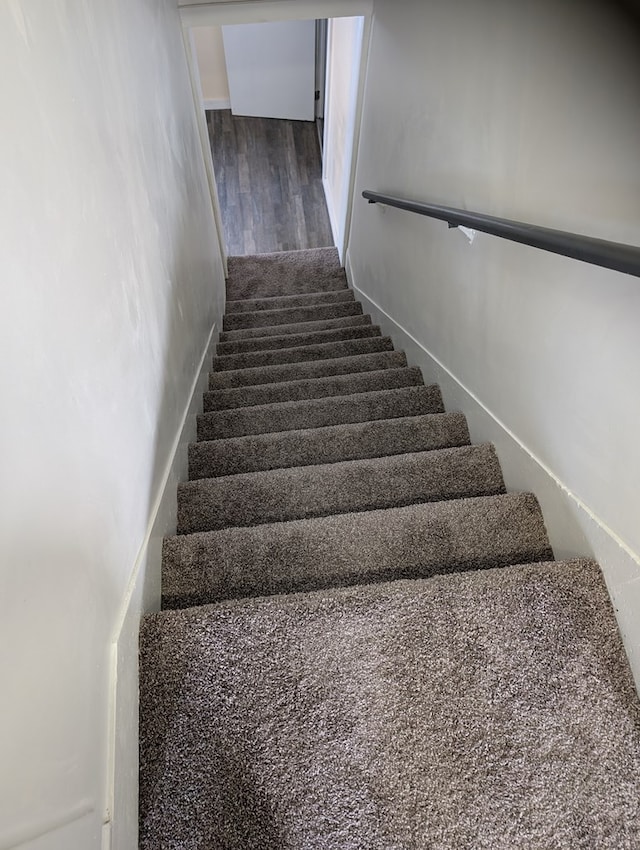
139,247,640,849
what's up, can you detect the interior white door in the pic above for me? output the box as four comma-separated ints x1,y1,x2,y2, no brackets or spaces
222,20,316,121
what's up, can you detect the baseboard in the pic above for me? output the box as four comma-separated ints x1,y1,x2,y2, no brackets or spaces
102,322,218,850
346,252,640,691
202,97,230,110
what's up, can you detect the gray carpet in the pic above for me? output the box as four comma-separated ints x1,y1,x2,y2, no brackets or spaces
226,288,355,314
163,493,553,608
141,560,640,849
225,247,348,299
216,323,381,356
223,300,363,331
208,350,409,389
203,367,424,411
188,412,470,479
177,444,505,533
197,384,444,440
220,312,371,341
212,335,394,371
140,248,640,849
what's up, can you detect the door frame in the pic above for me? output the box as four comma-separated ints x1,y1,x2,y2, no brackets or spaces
179,0,373,264
315,18,328,128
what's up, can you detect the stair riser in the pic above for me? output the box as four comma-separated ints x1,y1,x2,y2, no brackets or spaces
203,367,423,412
163,493,552,608
223,301,362,331
216,325,381,357
189,413,470,479
220,314,371,342
225,289,355,314
209,351,408,390
177,444,505,534
197,385,444,441
212,337,394,372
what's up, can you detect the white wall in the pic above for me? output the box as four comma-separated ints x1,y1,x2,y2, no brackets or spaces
322,16,365,257
0,1,225,848
347,0,640,682
192,26,230,107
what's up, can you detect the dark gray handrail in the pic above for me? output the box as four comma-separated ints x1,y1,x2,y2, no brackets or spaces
362,190,640,279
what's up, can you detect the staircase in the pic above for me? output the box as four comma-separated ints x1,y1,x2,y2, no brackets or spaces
139,247,640,849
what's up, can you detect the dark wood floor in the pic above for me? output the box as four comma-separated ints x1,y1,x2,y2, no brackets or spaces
207,110,334,256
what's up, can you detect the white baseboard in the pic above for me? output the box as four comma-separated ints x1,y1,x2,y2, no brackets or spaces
102,322,219,850
202,97,230,110
346,252,640,692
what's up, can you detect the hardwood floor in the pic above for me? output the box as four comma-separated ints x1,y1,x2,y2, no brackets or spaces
207,110,334,256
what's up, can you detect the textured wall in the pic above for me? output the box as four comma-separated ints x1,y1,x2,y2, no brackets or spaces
0,0,225,847
347,0,640,671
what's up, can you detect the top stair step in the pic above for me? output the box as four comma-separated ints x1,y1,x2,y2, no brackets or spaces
225,289,355,314
225,247,348,299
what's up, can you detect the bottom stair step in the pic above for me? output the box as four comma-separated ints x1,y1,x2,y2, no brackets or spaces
140,559,640,850
162,492,553,608
177,443,505,533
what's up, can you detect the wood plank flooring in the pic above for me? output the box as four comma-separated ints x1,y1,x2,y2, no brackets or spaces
207,110,334,256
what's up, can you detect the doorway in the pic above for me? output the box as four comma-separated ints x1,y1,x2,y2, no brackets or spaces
180,3,371,263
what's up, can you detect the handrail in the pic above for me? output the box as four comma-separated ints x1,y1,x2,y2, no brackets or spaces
362,190,640,279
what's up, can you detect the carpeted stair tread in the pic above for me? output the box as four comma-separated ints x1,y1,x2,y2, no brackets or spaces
216,324,381,356
176,443,504,533
140,558,640,850
197,385,444,441
226,247,348,299
162,492,553,608
189,412,470,479
212,337,394,372
203,367,423,412
220,314,371,342
209,350,408,390
223,301,363,332
225,288,355,314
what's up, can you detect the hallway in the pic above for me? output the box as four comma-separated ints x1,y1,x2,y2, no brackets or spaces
207,110,333,255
